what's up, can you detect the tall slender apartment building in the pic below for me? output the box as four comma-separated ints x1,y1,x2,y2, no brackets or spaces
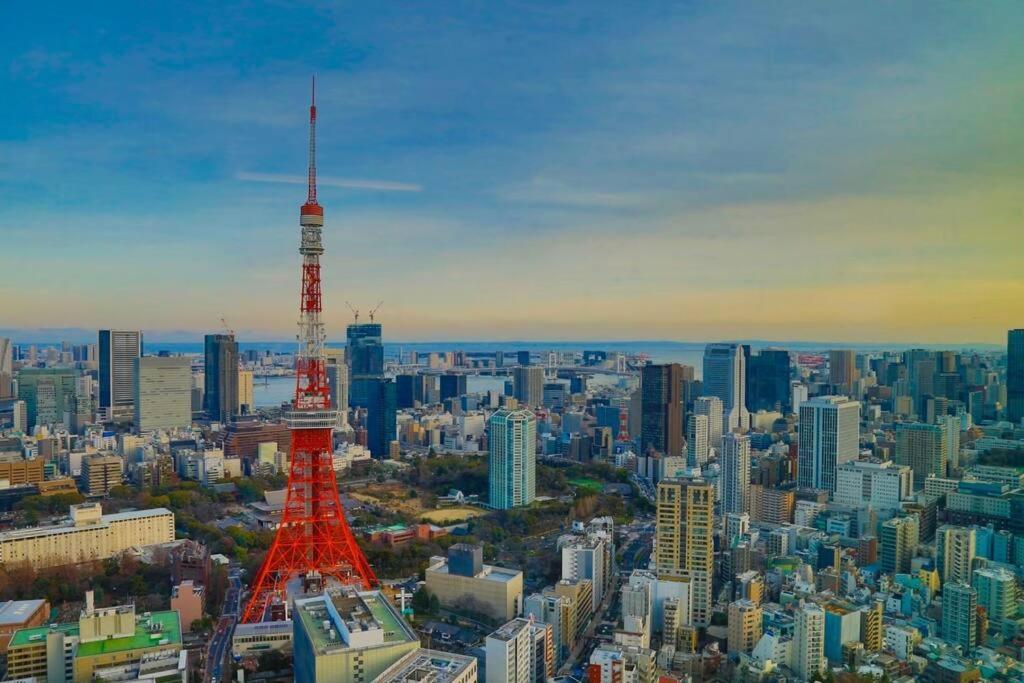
203,334,238,423
693,396,723,454
1008,329,1024,424
793,603,826,681
702,343,748,432
936,525,976,585
686,414,709,467
99,330,142,423
721,433,751,515
654,479,714,626
942,583,977,653
639,364,684,458
488,408,537,510
797,396,860,492
512,366,544,408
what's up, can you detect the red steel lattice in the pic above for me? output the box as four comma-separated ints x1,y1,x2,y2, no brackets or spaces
241,80,378,623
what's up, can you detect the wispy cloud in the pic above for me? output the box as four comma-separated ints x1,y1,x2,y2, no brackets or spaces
236,172,423,192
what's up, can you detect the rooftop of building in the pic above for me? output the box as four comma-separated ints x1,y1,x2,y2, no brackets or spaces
294,589,416,655
0,599,47,626
488,618,530,642
427,556,521,583
9,610,181,656
377,648,476,683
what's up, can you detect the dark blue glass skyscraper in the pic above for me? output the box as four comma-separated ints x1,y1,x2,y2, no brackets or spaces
346,322,394,457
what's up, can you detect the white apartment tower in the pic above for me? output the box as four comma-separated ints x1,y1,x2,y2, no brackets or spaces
721,433,751,515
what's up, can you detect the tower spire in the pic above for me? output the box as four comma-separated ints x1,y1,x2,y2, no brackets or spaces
306,75,318,206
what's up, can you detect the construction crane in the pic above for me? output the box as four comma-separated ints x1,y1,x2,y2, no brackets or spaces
220,317,234,337
368,301,384,323
345,301,359,324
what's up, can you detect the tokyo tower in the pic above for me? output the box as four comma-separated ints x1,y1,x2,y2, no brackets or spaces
241,79,378,623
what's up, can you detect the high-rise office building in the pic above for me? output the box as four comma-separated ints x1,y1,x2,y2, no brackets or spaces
16,368,78,430
395,374,416,408
488,408,536,510
238,370,254,415
1008,329,1024,424
936,525,976,585
693,396,723,454
99,330,142,423
793,603,826,682
833,460,912,512
828,349,858,393
364,378,397,457
686,414,710,467
0,337,12,400
654,479,714,626
880,515,919,575
347,323,384,378
203,334,238,423
134,357,192,432
745,348,790,413
702,343,748,432
513,366,544,407
721,433,751,515
797,396,860,492
640,364,684,457
440,373,468,404
942,583,977,653
12,400,27,433
895,421,948,485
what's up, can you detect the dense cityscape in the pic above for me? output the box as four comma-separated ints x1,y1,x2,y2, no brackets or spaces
4,4,1024,683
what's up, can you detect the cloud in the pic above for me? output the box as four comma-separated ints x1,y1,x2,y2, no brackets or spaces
236,172,422,192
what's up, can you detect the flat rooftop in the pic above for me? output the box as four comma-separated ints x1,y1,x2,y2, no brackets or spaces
428,556,521,584
295,589,416,655
0,600,47,626
9,611,181,657
378,649,477,682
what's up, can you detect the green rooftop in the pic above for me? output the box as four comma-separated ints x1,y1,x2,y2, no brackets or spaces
9,611,181,658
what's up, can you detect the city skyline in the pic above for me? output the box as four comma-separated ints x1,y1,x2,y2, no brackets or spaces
3,2,1023,342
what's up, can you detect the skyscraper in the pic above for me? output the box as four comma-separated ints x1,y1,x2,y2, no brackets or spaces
686,414,709,467
936,525,976,585
134,357,192,432
794,603,826,681
513,366,544,407
0,337,12,400
640,364,684,457
895,421,948,485
721,433,751,515
693,396,723,454
346,324,392,455
439,373,467,404
1007,329,1023,424
702,343,748,432
203,334,238,424
488,408,536,510
828,349,858,393
654,479,714,626
16,368,78,430
745,348,790,413
942,583,978,653
325,350,349,428
99,330,142,423
797,396,860,492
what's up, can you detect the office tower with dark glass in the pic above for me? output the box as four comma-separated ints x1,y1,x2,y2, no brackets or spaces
1008,329,1024,424
98,329,142,423
746,348,791,413
513,365,544,407
640,364,684,458
204,333,238,423
346,322,394,457
703,343,749,432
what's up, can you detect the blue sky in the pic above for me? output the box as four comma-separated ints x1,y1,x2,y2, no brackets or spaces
2,2,1023,343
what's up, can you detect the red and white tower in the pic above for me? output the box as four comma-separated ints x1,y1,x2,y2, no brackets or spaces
242,80,378,623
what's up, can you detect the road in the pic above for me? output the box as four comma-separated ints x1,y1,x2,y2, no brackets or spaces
204,566,242,683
